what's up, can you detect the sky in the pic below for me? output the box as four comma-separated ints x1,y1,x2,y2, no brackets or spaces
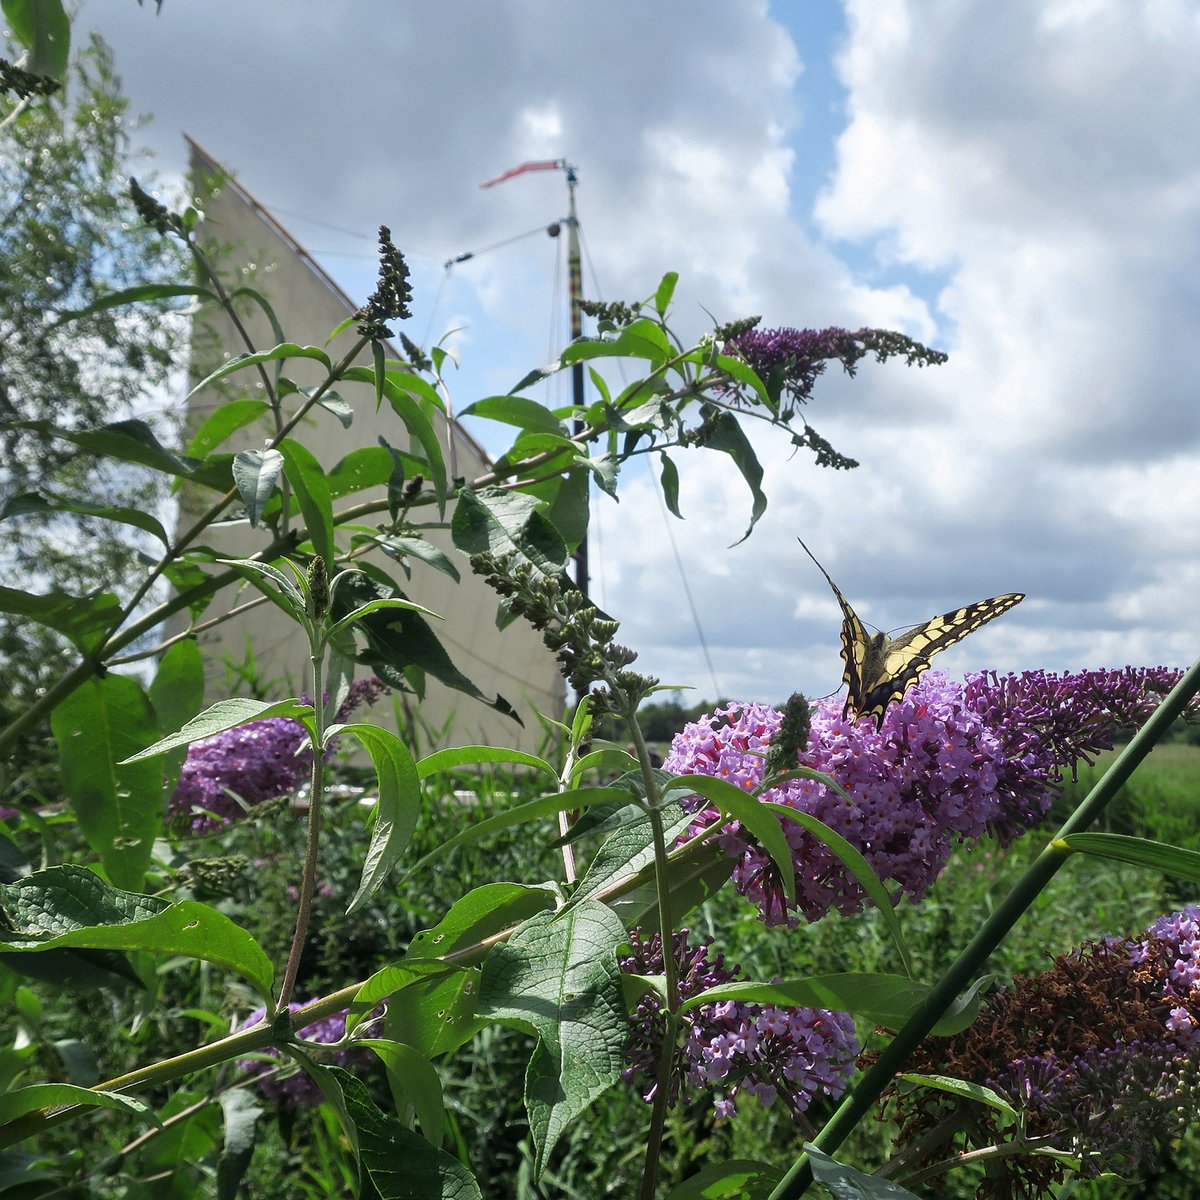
66,0,1200,709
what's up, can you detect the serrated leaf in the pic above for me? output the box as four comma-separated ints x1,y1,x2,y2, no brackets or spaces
346,960,460,1035
0,867,274,999
805,1145,922,1199
328,1067,482,1199
120,696,312,764
0,492,169,547
186,398,271,458
0,1083,155,1126
11,417,201,479
330,724,420,913
405,883,558,962
664,1159,781,1199
478,902,627,1176
50,675,163,890
188,343,333,397
232,448,284,528
451,487,569,576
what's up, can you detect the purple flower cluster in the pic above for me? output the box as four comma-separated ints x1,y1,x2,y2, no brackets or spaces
726,325,946,406
620,929,858,1120
666,668,1192,925
237,1004,374,1108
978,907,1200,1181
169,677,387,833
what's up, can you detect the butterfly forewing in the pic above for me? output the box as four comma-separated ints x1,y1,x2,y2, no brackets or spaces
798,539,1023,729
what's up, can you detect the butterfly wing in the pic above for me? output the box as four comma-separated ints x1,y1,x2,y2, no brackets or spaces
799,539,1024,729
859,593,1026,727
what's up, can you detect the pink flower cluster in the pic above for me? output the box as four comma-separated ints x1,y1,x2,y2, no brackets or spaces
666,668,1191,925
620,929,858,1120
169,677,387,833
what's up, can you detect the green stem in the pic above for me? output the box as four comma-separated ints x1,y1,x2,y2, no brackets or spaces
767,653,1200,1199
277,640,328,1009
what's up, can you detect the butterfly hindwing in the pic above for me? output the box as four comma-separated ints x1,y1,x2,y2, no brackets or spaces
798,539,1023,729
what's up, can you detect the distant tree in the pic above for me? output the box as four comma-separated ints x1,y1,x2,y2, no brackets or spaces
0,31,185,768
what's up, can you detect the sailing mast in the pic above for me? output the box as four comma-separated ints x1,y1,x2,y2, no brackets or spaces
480,160,588,598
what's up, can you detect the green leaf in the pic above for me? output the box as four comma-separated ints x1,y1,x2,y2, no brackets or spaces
664,774,795,906
370,535,462,583
664,1159,781,1199
805,1144,922,1199
653,272,679,316
459,395,570,435
332,572,519,723
327,1067,482,1199
415,745,555,781
0,865,166,932
561,319,672,367
659,452,683,519
1055,832,1200,881
478,901,628,1176
0,867,274,1000
278,438,335,562
330,724,420,914
368,884,558,1052
53,283,216,328
451,487,569,576
896,1073,1018,1120
120,696,312,764
2,0,69,81
681,973,935,1030
703,411,767,544
526,465,590,555
327,446,393,499
186,398,271,458
11,418,201,480
0,492,170,547
217,1090,262,1200
346,960,460,1035
343,366,449,513
149,637,206,800
764,804,913,978
408,788,631,877
188,343,333,397
0,1083,155,1126
232,448,284,528
361,1039,446,1144
50,675,164,890
0,586,119,652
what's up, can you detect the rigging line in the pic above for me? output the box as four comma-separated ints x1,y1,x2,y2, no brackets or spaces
443,221,561,269
577,218,722,700
420,266,452,352
653,479,724,702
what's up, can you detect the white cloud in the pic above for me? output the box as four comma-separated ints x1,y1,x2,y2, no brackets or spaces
73,0,1200,708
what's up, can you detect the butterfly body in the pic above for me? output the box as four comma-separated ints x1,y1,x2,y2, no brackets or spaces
799,539,1023,729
